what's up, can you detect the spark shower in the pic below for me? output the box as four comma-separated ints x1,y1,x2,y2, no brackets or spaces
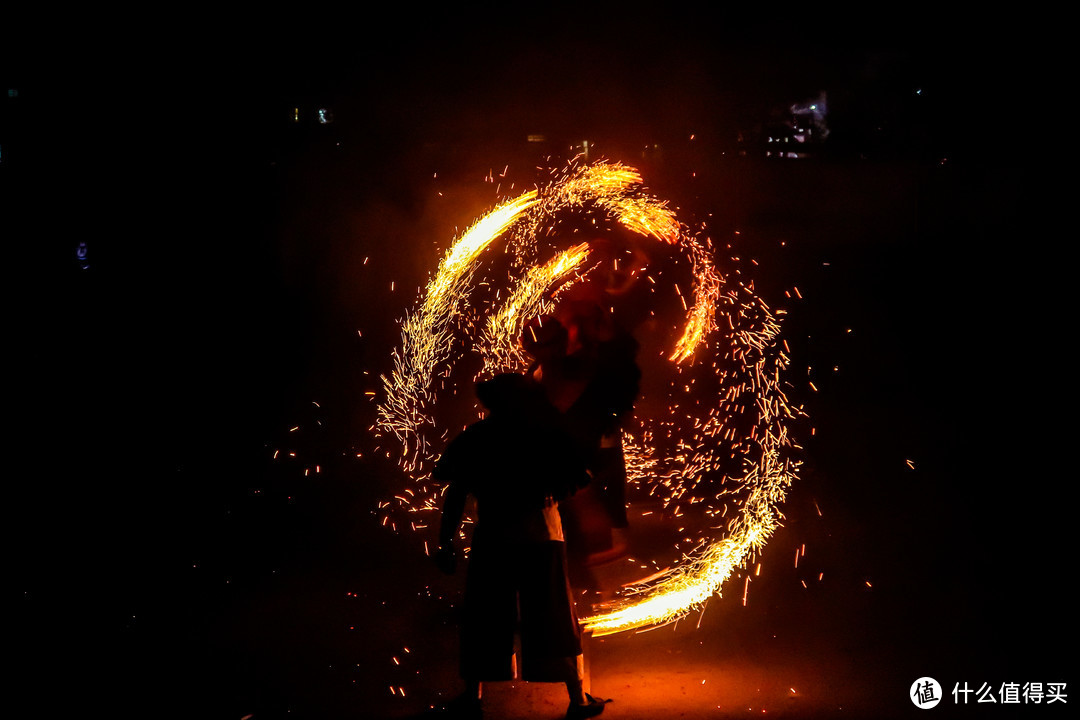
376,160,802,635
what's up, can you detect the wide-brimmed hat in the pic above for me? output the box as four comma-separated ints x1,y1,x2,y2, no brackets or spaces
475,372,539,413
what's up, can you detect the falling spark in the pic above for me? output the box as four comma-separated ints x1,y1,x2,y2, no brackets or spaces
376,160,801,636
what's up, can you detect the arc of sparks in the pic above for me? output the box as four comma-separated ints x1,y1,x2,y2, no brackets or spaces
582,401,796,635
377,160,800,635
481,242,593,375
378,190,538,466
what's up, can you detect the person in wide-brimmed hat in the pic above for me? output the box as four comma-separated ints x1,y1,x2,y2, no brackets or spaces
435,372,610,719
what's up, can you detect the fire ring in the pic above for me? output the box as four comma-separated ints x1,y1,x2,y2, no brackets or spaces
377,161,801,635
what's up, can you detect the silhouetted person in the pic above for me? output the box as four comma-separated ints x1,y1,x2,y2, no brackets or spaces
520,311,640,598
434,372,610,719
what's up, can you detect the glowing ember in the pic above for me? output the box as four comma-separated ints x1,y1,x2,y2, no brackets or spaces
481,242,592,376
376,159,802,635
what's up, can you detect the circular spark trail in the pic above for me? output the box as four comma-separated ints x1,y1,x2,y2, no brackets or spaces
376,160,802,635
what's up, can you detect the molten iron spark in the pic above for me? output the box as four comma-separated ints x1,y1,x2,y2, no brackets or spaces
376,160,801,635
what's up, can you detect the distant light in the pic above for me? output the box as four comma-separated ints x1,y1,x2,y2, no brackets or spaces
7,88,17,98
527,134,546,143
915,88,922,95
318,108,333,124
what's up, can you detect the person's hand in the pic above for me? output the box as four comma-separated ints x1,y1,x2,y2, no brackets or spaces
434,544,457,575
